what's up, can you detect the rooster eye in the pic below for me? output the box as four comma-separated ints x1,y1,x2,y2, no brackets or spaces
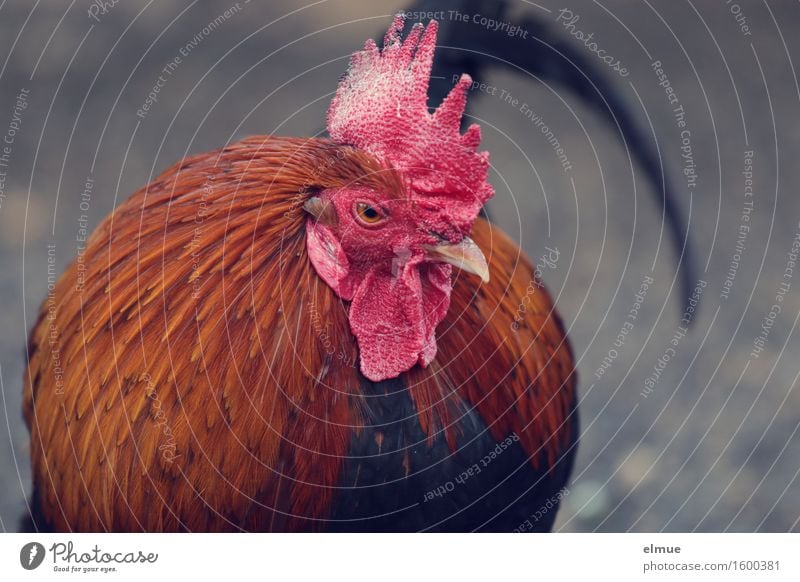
354,202,385,226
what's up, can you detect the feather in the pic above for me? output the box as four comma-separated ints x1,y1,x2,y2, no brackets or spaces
24,136,575,531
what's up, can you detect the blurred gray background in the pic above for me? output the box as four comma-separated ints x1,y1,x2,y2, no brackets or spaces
1,0,799,532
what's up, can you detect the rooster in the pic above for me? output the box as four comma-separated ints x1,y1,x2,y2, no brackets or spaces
23,16,577,532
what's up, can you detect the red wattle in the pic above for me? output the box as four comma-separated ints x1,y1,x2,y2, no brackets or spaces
348,259,452,382
306,218,453,381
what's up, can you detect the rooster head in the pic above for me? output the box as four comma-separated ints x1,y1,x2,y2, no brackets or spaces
304,15,494,382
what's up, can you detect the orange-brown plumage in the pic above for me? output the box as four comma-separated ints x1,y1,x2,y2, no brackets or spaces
24,136,575,531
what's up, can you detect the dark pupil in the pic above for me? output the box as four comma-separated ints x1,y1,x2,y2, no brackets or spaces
363,206,378,219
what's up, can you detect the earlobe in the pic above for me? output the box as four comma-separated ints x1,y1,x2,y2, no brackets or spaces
305,220,357,300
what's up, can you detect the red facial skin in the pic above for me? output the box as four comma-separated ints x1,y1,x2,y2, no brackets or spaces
309,16,494,382
306,186,456,382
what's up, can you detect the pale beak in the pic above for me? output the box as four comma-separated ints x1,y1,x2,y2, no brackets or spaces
425,236,490,283
303,196,337,226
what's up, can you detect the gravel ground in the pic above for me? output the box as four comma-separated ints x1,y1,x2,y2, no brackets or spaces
1,0,799,532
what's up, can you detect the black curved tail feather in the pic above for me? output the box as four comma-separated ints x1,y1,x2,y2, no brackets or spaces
399,0,695,317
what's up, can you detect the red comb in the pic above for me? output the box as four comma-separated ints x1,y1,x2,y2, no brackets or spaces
327,15,494,233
